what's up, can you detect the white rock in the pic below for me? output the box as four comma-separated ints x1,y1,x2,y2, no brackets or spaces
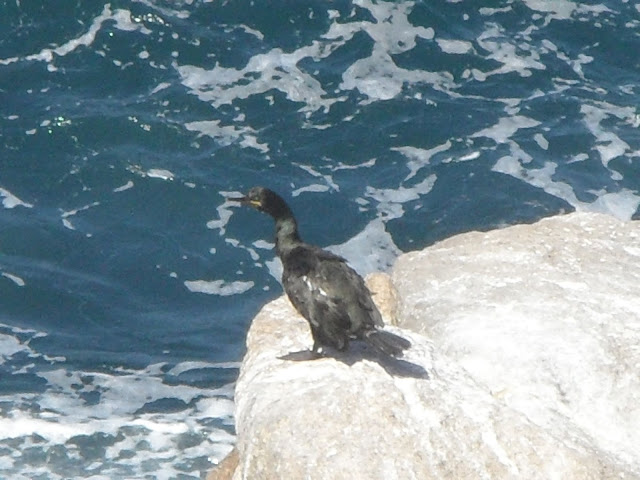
221,212,640,480
393,211,640,473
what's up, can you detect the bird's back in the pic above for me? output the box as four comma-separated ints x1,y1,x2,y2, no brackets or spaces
281,243,383,337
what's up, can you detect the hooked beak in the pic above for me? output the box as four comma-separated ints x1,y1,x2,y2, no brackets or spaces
228,194,261,209
228,194,248,203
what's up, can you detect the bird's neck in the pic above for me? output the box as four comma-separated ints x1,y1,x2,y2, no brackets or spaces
274,216,302,256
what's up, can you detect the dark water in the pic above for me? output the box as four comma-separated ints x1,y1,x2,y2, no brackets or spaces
1,1,639,478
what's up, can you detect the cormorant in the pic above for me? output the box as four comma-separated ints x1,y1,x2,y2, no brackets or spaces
232,187,411,357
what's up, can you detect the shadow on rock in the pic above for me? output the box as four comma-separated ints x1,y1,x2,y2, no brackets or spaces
279,342,429,379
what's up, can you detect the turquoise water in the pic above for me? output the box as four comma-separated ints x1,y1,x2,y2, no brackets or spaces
1,1,639,478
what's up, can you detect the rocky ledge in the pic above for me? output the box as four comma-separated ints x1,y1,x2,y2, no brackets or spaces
208,212,640,480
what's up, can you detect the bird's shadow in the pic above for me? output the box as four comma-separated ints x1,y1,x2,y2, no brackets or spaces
279,342,429,379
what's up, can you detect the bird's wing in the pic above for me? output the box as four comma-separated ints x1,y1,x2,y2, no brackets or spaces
282,246,351,341
312,248,384,329
284,245,383,332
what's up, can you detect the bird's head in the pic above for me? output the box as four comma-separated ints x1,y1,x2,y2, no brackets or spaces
231,186,293,220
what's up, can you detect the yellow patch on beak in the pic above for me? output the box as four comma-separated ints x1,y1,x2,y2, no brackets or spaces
249,199,262,208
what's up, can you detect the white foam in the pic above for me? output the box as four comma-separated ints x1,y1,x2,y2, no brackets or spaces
2,412,98,443
252,240,274,250
168,361,240,377
341,47,448,102
293,164,339,193
456,151,482,162
479,7,512,16
265,257,283,284
150,82,172,95
495,158,580,202
184,121,268,153
474,98,640,220
237,24,265,41
365,174,437,221
62,218,75,230
475,25,546,78
0,333,29,360
177,42,336,116
113,180,134,192
292,183,331,196
493,158,640,221
588,190,640,221
196,396,237,420
0,6,151,68
328,218,403,275
0,321,237,478
392,141,452,181
580,103,637,169
0,456,12,470
184,279,254,296
60,201,101,230
522,0,577,20
437,39,474,55
176,0,446,127
1,272,26,287
472,115,541,144
336,0,435,55
61,202,101,219
533,133,549,150
0,187,33,209
146,168,175,180
207,194,241,235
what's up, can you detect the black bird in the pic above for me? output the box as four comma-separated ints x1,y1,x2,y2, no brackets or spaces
232,187,410,357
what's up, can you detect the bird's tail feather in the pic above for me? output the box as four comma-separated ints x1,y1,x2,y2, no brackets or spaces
364,330,411,357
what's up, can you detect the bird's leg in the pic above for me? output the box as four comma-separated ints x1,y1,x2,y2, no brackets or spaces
310,340,325,358
308,325,328,358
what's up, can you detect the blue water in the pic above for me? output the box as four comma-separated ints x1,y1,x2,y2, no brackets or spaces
1,1,639,478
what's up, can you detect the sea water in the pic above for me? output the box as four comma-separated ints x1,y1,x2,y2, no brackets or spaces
1,1,639,478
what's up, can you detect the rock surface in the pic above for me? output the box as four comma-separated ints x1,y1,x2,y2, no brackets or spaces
392,212,640,470
208,212,640,480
